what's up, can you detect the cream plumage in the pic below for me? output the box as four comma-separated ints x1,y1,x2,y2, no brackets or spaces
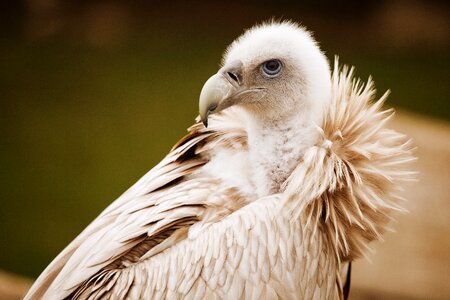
25,21,415,300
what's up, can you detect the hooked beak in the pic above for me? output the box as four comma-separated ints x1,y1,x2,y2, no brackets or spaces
199,61,243,127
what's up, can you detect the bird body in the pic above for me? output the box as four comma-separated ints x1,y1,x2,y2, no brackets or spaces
25,22,415,300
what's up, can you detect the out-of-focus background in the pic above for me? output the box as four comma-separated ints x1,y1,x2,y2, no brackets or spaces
0,0,449,299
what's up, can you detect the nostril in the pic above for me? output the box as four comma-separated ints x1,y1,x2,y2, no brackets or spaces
227,72,239,83
220,60,243,85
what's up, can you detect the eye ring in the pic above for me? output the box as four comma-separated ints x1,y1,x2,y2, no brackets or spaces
261,59,282,77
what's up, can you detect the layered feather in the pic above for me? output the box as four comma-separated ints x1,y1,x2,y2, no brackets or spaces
25,111,250,299
25,64,415,300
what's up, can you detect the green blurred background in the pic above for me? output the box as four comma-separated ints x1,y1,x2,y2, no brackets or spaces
0,0,448,288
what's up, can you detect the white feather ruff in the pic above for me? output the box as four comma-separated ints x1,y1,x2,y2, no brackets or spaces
283,61,416,262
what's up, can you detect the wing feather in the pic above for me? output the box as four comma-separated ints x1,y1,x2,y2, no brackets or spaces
62,195,337,299
25,109,249,300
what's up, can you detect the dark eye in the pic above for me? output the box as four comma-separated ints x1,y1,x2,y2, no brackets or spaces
261,59,282,77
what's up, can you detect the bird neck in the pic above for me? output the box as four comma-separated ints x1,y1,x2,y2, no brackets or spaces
246,110,321,197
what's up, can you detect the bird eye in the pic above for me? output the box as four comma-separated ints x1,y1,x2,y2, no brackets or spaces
261,59,282,77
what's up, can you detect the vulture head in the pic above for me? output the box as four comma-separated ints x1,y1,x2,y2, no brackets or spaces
199,22,331,128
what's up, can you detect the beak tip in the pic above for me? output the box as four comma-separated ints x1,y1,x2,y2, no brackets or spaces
199,71,235,129
200,114,208,128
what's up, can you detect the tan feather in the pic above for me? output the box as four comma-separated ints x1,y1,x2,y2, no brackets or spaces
283,61,416,264
25,62,415,300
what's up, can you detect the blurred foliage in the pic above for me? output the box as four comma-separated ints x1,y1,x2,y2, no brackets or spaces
0,0,448,278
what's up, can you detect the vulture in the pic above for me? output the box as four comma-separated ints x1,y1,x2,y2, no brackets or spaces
25,21,415,300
